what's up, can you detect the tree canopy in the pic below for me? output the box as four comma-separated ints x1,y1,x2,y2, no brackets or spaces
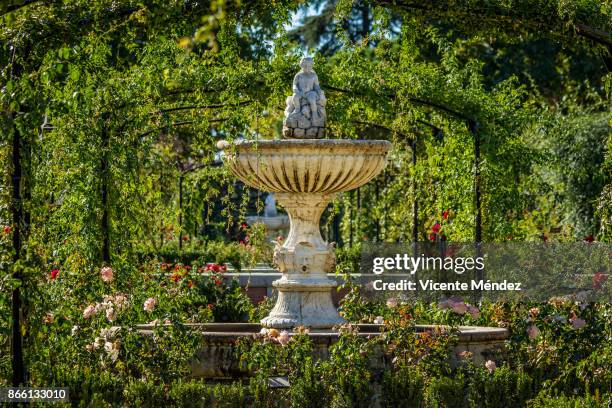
0,0,609,273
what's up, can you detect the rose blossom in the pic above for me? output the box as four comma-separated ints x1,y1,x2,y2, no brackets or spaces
100,328,112,339
386,297,398,308
438,299,452,310
113,294,128,310
143,297,157,312
50,269,59,280
485,360,496,373
106,307,117,322
451,301,467,315
100,266,114,282
467,304,480,319
104,341,119,362
569,312,586,329
527,325,540,339
93,337,103,349
83,305,96,319
277,330,291,346
71,325,79,336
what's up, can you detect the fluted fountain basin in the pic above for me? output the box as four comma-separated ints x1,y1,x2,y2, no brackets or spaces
224,139,391,193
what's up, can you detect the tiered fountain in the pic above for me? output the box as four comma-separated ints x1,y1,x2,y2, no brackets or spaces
138,58,508,378
221,57,390,328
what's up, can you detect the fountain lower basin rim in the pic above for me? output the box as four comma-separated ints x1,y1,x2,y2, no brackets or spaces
222,139,391,194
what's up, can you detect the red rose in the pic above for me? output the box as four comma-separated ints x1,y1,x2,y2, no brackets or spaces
429,233,436,242
584,235,594,243
442,210,449,220
593,272,608,289
214,278,222,286
220,264,227,272
432,222,441,234
3,226,11,234
50,269,59,280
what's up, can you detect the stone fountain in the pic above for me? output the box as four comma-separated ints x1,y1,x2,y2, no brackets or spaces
221,57,390,328
135,59,509,378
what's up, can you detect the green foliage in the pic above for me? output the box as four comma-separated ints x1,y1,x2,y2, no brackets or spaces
0,0,610,406
529,393,612,408
425,375,470,408
381,365,425,407
469,365,536,407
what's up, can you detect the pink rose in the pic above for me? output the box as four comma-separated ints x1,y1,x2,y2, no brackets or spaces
438,299,452,310
277,330,291,346
569,312,586,329
451,301,467,315
485,360,496,373
386,297,398,308
527,325,540,340
113,294,128,310
83,305,96,319
106,307,117,322
100,266,114,283
143,297,157,312
467,305,480,319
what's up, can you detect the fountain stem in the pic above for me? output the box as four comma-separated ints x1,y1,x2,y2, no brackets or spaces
262,192,343,328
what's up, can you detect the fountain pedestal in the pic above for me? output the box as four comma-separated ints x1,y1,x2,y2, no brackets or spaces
262,193,341,328
223,139,391,328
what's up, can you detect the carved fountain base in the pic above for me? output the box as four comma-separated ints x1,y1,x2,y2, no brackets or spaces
223,139,392,329
262,193,344,328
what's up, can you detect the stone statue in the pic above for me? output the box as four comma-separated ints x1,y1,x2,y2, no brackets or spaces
264,193,278,217
283,57,327,139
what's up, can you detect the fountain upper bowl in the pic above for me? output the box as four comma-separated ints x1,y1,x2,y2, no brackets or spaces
223,139,391,194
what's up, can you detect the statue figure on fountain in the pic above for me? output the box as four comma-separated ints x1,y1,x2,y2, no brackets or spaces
283,57,327,139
